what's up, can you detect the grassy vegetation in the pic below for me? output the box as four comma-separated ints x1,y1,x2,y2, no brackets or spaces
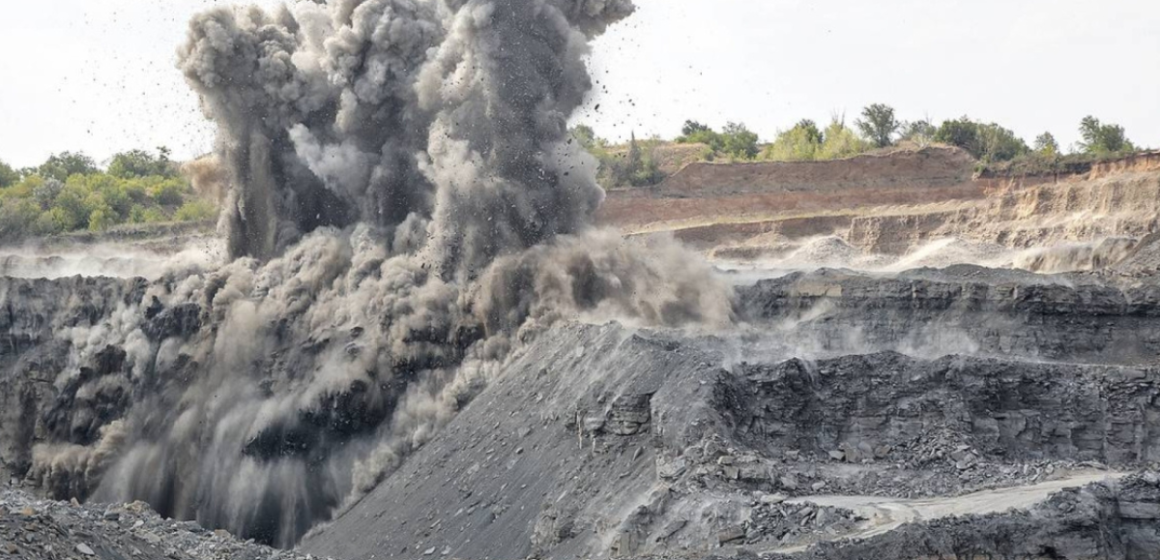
976,150,1153,177
0,148,217,241
573,107,1147,188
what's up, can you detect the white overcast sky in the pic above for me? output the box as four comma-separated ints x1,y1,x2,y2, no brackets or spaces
1,0,1157,168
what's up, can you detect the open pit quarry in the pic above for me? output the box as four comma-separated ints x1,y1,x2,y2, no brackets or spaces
4,2,1160,560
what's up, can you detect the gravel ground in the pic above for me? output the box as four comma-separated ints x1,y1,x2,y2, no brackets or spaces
0,489,332,560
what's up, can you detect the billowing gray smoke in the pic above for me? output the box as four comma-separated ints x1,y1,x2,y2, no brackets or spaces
26,0,731,549
183,0,631,270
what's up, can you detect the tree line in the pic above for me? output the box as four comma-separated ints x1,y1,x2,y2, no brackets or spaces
574,105,1142,188
0,148,216,240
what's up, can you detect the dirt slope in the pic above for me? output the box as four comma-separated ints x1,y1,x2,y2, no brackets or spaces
599,149,1160,273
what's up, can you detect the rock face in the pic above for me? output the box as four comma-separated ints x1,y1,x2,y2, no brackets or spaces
0,276,145,487
720,352,1160,466
737,266,1160,365
300,321,1160,560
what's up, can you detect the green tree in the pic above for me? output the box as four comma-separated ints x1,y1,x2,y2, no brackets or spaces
763,122,822,162
572,125,598,150
934,117,1027,161
856,104,900,148
719,122,760,160
108,147,175,179
625,132,642,177
1033,132,1060,157
934,117,981,156
32,178,63,210
52,182,94,230
32,211,66,235
150,178,186,207
0,199,41,239
37,152,98,182
681,120,712,137
976,123,1029,162
899,120,937,145
0,159,19,188
819,119,871,160
87,202,117,231
794,120,823,145
1078,116,1134,155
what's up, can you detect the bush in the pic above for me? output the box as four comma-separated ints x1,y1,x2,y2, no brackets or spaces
819,120,871,159
37,152,98,182
0,149,213,239
108,147,177,179
150,179,186,207
761,119,869,162
678,121,761,160
934,117,1028,162
174,199,217,222
763,125,820,162
0,159,19,189
0,199,41,239
32,211,66,236
1033,133,1060,157
87,202,118,231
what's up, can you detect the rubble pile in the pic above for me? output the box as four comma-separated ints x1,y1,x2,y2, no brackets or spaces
0,489,330,560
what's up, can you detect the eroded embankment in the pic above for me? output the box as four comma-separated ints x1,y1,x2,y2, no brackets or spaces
848,167,1160,255
597,147,988,234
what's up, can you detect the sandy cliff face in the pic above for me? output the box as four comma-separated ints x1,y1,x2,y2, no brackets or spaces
849,169,1160,255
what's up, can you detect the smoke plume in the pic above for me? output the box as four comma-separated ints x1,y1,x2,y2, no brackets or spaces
26,0,732,548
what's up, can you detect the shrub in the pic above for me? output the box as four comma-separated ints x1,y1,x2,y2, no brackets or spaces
0,159,19,188
1033,133,1060,157
0,199,41,239
762,119,869,162
87,202,118,231
150,179,186,207
37,152,98,182
174,199,217,222
108,147,177,179
819,120,871,160
0,149,213,238
935,117,1028,162
763,125,820,162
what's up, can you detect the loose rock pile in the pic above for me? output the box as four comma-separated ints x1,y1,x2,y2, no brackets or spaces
0,489,330,560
